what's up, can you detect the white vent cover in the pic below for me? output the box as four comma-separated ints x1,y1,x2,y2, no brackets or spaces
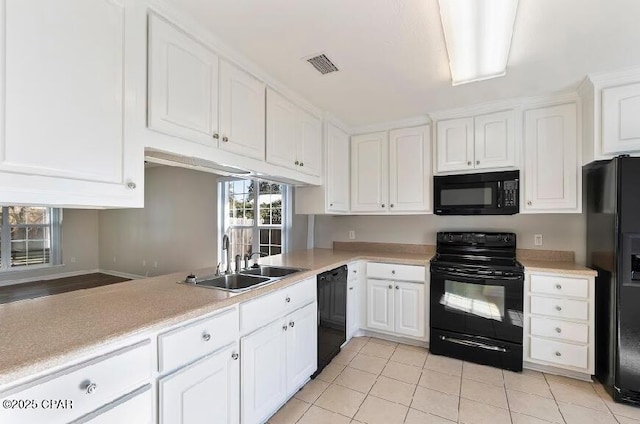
306,54,339,75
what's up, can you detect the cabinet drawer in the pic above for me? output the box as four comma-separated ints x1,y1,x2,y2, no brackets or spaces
530,275,589,299
73,385,152,424
530,296,588,321
347,262,359,282
0,341,151,424
530,317,588,344
158,307,239,373
530,336,588,369
367,262,425,282
240,277,316,334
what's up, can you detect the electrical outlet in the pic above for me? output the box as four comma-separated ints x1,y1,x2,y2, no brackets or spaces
348,230,356,240
534,234,543,246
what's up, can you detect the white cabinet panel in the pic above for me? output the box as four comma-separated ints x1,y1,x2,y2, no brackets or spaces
530,296,589,321
474,110,516,169
286,303,318,393
436,118,474,172
530,275,589,299
219,60,266,160
530,317,588,344
241,320,287,424
148,13,219,146
351,132,388,212
366,279,394,333
79,387,152,424
529,337,588,369
523,103,579,212
394,282,426,338
266,88,298,169
159,344,239,424
297,109,322,176
389,126,432,212
602,82,640,154
326,124,350,212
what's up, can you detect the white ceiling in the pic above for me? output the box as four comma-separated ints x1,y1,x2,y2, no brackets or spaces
168,0,640,128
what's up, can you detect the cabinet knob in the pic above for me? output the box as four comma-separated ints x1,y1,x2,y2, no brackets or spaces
555,327,562,333
213,133,219,139
126,181,136,190
202,332,211,342
555,351,562,357
391,270,396,275
84,382,98,395
285,296,291,303
390,204,394,208
555,305,562,312
555,284,562,290
395,285,399,290
282,324,288,331
300,162,304,167
289,321,295,328
476,160,480,165
388,284,393,289
232,352,239,360
467,161,472,166
295,160,299,165
330,203,333,207
222,136,229,142
349,287,354,290
527,201,532,206
353,270,357,273
381,204,385,208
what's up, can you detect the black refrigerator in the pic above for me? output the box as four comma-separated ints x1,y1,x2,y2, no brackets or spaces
585,156,640,405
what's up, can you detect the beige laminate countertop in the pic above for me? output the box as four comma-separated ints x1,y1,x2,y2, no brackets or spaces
519,259,598,276
0,248,595,387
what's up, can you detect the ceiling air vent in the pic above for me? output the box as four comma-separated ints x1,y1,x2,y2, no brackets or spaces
306,53,339,75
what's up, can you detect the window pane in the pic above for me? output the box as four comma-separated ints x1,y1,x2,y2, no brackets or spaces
8,207,49,225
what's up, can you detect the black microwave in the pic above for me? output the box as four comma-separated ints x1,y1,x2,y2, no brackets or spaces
434,170,519,215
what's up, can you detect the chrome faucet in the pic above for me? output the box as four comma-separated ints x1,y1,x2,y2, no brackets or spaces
234,254,242,274
244,252,267,270
222,234,231,274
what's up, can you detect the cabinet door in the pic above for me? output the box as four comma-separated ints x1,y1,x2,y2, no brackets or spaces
394,282,426,338
241,320,287,424
148,14,219,146
602,82,640,155
266,88,297,170
523,103,579,212
219,60,266,160
0,0,142,207
366,279,394,333
436,118,474,172
351,132,388,212
297,109,323,176
286,303,318,393
159,344,240,424
389,125,432,212
474,110,516,169
326,124,350,212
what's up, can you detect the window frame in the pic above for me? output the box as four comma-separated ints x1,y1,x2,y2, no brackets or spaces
218,178,291,266
0,207,62,272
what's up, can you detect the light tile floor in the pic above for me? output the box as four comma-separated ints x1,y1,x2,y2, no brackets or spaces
268,337,640,424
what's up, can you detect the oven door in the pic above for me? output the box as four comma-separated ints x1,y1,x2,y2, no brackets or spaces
430,266,523,344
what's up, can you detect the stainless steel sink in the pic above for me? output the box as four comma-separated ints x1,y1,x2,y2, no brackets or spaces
188,274,270,292
240,266,305,278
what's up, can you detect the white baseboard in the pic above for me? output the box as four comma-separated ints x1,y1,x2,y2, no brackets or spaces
0,269,101,287
98,269,145,280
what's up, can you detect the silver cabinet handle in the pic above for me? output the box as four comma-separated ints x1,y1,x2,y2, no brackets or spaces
126,181,136,190
555,351,562,357
232,352,239,360
349,287,354,290
390,204,394,208
300,162,304,167
555,305,562,312
555,284,562,290
213,133,219,139
555,327,562,333
330,203,333,207
467,161,472,166
202,333,211,342
395,285,399,290
527,201,532,206
391,270,396,274
381,204,385,208
476,160,480,165
353,270,357,273
222,136,229,142
285,296,291,303
289,321,295,328
84,382,97,395
282,324,288,331
388,284,392,289
295,160,299,165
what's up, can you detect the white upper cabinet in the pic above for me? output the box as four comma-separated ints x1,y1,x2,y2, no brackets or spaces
436,118,474,172
435,110,516,173
523,103,580,213
602,82,640,155
266,89,322,176
351,132,389,212
389,126,432,212
148,13,219,146
0,0,143,207
219,60,266,160
326,124,350,212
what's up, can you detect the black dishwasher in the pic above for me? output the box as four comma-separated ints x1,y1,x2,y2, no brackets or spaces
314,265,347,376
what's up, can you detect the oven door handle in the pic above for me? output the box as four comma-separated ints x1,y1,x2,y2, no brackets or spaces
431,269,522,281
440,335,507,353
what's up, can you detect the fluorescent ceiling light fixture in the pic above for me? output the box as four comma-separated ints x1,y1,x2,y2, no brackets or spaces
438,0,518,86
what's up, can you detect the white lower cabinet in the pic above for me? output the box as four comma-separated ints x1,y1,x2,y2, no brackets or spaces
159,343,240,424
77,386,152,424
366,268,426,339
241,301,317,424
346,262,361,340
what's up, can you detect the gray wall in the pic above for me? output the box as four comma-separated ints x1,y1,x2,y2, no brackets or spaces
0,209,100,285
99,166,219,277
314,214,587,264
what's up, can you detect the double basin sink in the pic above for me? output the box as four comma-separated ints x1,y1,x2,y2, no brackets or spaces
180,265,306,293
